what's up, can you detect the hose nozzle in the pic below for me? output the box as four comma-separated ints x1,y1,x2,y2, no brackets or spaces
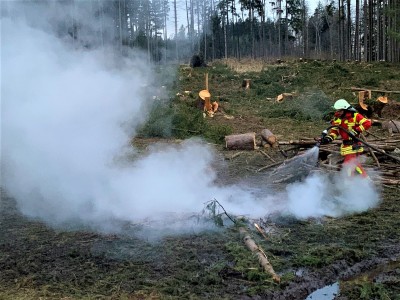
315,129,328,148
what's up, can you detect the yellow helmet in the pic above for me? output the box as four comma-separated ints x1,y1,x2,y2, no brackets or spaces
333,99,351,110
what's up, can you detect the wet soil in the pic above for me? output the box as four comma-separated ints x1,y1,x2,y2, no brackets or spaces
1,146,399,300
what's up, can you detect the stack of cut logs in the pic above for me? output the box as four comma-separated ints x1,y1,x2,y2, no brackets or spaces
225,129,278,150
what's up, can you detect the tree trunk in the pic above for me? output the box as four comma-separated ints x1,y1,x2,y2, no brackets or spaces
338,0,343,60
174,0,179,61
363,0,368,61
347,0,352,59
355,0,360,60
368,0,373,61
225,133,257,150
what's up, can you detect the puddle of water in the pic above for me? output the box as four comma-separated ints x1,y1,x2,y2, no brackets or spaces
305,281,339,300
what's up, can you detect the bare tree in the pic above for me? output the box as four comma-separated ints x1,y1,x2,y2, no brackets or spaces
355,0,360,60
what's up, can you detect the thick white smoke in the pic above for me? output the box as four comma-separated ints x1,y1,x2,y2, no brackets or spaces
1,2,380,238
286,166,380,219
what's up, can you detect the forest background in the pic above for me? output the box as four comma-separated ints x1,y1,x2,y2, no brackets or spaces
3,0,399,64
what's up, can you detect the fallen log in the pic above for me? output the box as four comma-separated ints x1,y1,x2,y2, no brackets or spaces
278,140,341,146
276,92,295,103
278,139,399,153
225,133,257,150
239,227,280,283
382,120,400,133
347,87,400,94
261,129,279,148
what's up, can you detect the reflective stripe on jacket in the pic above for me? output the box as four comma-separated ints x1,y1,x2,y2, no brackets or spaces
328,112,371,156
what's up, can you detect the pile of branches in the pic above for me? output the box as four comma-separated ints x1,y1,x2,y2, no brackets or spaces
277,134,400,186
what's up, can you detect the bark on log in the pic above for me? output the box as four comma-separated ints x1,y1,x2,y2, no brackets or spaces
261,139,271,149
225,133,256,150
239,227,280,283
382,120,400,133
261,129,278,148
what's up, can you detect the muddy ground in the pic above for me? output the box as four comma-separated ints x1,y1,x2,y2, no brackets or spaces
2,60,400,299
1,140,399,300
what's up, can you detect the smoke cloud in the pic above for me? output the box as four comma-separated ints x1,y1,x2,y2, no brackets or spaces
1,2,380,238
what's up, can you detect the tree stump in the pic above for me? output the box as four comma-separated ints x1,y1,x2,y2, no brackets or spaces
225,133,256,150
242,79,251,89
358,90,372,110
276,93,294,103
381,102,400,120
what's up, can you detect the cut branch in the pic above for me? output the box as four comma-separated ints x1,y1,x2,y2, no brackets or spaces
239,227,280,283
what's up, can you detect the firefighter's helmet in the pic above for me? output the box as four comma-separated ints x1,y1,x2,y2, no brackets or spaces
333,99,352,110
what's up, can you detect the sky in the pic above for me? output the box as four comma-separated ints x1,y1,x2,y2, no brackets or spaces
1,1,380,240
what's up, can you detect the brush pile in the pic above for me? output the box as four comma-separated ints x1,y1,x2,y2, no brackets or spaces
277,133,400,185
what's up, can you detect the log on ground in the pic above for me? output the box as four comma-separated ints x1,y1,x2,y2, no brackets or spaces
239,227,280,283
261,129,278,148
225,133,256,150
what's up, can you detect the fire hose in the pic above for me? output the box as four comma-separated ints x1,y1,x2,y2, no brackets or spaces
317,125,400,163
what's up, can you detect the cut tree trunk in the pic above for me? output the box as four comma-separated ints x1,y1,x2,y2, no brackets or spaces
225,133,256,150
242,79,251,89
261,129,278,148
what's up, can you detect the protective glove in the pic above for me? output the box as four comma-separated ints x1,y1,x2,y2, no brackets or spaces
320,135,333,145
349,127,361,137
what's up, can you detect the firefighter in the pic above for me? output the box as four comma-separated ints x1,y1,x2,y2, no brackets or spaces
320,99,372,177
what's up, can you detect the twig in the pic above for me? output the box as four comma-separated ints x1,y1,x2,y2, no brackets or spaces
279,149,288,158
259,149,276,162
254,223,269,241
212,199,237,224
229,151,244,160
257,161,284,172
